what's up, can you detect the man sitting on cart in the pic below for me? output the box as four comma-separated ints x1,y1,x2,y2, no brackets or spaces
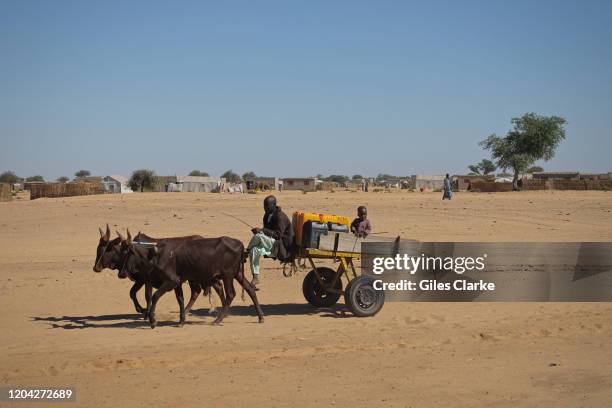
247,195,295,286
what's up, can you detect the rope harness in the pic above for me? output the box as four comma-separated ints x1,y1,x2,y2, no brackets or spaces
118,246,135,278
94,239,112,270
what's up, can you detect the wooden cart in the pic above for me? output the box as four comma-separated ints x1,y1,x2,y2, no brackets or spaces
297,241,386,317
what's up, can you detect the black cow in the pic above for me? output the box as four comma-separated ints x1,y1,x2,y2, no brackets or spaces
120,234,264,328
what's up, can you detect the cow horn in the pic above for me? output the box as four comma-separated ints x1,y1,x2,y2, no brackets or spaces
127,229,132,245
99,227,105,238
116,230,125,241
104,224,111,241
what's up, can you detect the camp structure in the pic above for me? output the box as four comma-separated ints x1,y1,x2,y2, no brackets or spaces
244,176,279,191
153,176,178,192
102,175,133,194
167,176,225,193
74,176,104,184
29,181,104,200
532,172,579,180
453,175,495,191
412,175,445,191
0,183,11,202
281,177,318,192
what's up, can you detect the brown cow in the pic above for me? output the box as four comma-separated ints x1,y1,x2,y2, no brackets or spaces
119,233,264,327
93,225,224,317
132,232,226,314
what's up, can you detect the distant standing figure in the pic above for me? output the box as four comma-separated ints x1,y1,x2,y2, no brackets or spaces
442,173,453,200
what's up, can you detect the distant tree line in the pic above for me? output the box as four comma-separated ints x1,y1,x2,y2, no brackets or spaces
125,168,256,192
188,170,210,177
0,171,47,183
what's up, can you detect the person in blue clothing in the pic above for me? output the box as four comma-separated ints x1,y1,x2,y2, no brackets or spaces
442,174,453,200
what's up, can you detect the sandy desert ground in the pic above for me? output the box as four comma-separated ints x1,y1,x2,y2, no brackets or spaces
1,190,611,407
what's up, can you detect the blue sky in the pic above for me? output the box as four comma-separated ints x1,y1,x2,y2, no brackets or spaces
1,0,611,180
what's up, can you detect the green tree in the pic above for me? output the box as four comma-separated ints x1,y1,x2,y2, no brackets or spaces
129,169,157,192
188,170,210,177
468,159,496,175
75,170,90,178
0,171,19,184
467,165,481,175
352,174,363,180
480,113,566,190
526,166,544,173
57,176,70,183
324,174,349,183
376,173,395,181
480,159,497,175
221,169,241,183
242,171,256,180
26,175,44,182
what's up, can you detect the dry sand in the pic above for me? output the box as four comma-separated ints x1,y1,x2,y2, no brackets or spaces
1,190,611,407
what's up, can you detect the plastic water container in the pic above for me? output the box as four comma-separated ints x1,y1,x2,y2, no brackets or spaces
293,212,350,247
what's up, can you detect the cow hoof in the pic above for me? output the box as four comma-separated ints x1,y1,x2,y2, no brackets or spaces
258,317,265,323
150,320,157,329
135,306,146,314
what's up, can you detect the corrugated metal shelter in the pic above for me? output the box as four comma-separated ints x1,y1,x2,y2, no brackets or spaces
176,176,225,192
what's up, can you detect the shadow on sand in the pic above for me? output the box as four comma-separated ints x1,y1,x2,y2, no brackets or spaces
32,303,350,330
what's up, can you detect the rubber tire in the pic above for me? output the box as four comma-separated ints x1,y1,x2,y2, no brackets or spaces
344,275,385,317
302,267,342,307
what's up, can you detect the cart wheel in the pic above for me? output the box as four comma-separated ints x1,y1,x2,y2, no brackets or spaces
302,267,342,307
344,276,385,317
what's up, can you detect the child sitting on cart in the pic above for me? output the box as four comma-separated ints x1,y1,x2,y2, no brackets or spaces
350,206,372,238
